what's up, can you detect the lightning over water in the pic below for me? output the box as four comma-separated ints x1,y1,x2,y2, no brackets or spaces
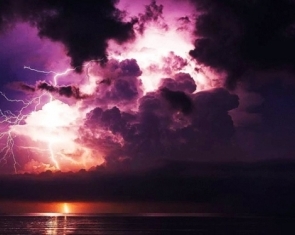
0,0,232,174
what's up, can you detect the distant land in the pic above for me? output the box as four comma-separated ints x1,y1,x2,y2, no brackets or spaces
0,159,295,216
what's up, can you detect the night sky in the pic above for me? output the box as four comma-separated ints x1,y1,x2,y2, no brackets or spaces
0,0,295,215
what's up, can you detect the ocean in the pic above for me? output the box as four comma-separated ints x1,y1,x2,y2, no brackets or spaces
0,214,294,234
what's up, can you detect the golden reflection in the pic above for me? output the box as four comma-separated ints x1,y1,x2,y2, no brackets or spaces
45,216,57,235
45,215,68,235
63,216,67,234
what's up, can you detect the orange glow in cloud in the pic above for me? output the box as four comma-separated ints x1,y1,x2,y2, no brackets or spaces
10,98,104,173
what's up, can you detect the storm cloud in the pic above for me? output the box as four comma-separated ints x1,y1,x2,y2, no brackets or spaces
1,1,295,219
0,0,136,70
190,0,295,88
82,84,239,166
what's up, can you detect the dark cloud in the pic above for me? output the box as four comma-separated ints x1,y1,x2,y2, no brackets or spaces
192,88,239,143
94,59,143,105
135,0,168,34
119,58,142,77
0,0,135,70
193,88,239,112
188,0,295,160
159,72,196,93
83,87,239,165
38,81,90,99
160,88,193,115
234,79,295,161
12,81,89,99
190,0,295,88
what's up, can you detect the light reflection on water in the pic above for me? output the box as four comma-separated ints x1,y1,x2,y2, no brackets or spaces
0,215,74,235
0,214,294,234
45,216,68,235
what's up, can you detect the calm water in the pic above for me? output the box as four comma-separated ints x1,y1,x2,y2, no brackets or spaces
0,214,294,234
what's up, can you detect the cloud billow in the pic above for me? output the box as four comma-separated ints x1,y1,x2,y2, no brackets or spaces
83,84,239,165
0,0,136,70
190,0,295,88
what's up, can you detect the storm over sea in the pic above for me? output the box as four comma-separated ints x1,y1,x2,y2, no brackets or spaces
0,214,294,234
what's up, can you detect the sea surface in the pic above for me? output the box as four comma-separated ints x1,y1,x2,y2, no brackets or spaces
0,214,294,234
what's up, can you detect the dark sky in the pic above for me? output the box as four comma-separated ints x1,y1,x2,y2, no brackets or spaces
0,0,295,215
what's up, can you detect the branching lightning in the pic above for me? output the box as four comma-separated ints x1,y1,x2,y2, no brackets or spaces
23,66,75,171
0,61,101,173
0,91,44,172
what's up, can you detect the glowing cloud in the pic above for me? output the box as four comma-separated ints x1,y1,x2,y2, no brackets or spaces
108,1,211,92
0,0,235,174
0,64,104,173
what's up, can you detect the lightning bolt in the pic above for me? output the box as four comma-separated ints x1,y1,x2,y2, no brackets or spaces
23,66,75,171
0,60,101,173
0,91,44,172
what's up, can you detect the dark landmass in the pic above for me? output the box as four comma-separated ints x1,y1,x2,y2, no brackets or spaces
1,159,295,216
